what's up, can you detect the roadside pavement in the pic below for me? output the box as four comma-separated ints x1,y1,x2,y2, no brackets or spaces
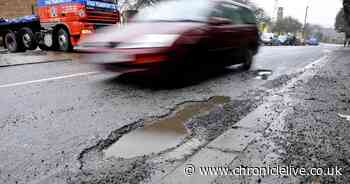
159,48,350,184
0,49,78,67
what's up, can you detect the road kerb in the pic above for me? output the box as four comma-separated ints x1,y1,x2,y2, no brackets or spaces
0,59,72,68
160,148,238,184
0,51,79,67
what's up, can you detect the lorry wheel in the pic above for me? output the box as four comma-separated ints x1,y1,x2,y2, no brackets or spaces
20,27,38,50
4,32,26,53
1,36,5,48
56,28,72,52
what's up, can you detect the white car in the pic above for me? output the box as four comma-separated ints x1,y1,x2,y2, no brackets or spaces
261,33,274,45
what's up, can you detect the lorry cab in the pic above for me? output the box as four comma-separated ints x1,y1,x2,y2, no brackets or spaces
0,0,120,52
36,0,119,51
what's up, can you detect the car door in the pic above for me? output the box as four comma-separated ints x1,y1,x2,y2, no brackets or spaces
208,3,244,57
236,6,258,45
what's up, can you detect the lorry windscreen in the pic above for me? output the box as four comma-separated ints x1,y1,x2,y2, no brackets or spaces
86,0,118,11
37,0,117,7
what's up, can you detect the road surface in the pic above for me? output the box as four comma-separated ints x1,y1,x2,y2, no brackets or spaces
0,45,338,184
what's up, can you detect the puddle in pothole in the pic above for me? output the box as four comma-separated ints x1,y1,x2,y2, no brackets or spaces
255,70,273,80
103,96,231,159
338,113,350,121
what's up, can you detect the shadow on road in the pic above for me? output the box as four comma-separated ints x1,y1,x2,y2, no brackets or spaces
103,65,263,90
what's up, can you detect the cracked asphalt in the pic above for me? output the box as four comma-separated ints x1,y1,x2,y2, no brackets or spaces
213,48,350,184
0,45,342,184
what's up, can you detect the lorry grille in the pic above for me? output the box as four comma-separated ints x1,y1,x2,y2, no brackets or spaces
86,10,119,24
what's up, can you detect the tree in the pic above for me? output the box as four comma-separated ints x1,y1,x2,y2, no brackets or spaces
335,8,350,34
304,24,324,40
335,8,346,32
235,0,272,30
272,16,303,34
344,0,350,23
254,7,271,25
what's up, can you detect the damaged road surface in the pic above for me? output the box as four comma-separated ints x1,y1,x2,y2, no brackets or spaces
0,45,342,184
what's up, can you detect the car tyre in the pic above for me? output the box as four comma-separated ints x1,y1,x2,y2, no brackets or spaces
242,49,253,71
4,31,26,53
56,28,72,52
20,27,38,50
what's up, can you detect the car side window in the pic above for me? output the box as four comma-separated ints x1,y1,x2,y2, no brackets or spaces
212,3,245,25
211,5,228,20
239,7,256,24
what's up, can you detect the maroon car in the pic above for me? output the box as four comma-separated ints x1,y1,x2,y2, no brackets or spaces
78,0,259,75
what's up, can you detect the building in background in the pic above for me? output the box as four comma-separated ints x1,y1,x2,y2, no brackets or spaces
0,0,36,47
0,0,36,18
320,28,345,44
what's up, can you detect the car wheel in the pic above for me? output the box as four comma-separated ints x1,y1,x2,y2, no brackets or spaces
56,28,72,52
1,36,5,48
20,27,38,50
242,49,253,71
4,31,25,53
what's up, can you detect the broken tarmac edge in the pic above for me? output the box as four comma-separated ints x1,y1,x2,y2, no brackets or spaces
158,102,278,184
157,52,332,184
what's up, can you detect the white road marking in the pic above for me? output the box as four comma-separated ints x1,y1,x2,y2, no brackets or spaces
0,72,100,89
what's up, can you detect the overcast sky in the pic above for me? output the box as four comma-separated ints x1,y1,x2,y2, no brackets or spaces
250,0,343,28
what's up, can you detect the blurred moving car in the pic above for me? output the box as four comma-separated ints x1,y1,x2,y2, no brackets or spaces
261,32,274,45
78,0,260,75
306,37,319,46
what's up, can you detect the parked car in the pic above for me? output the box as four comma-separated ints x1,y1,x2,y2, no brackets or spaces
306,37,319,46
270,35,282,46
78,0,260,75
278,35,288,45
261,32,274,45
294,38,304,46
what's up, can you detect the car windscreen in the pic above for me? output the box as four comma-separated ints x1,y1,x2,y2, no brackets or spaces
133,0,213,22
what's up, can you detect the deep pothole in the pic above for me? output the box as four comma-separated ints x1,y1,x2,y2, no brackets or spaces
254,69,274,80
103,96,231,159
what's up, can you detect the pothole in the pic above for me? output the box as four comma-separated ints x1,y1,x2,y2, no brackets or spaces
255,69,273,80
338,113,350,121
103,96,230,159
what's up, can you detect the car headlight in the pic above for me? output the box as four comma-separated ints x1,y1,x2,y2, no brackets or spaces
117,34,180,49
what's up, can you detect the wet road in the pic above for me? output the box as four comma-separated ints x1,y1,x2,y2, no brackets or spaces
0,45,337,184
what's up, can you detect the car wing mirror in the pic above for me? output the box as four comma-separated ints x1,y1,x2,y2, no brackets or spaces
209,17,232,26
